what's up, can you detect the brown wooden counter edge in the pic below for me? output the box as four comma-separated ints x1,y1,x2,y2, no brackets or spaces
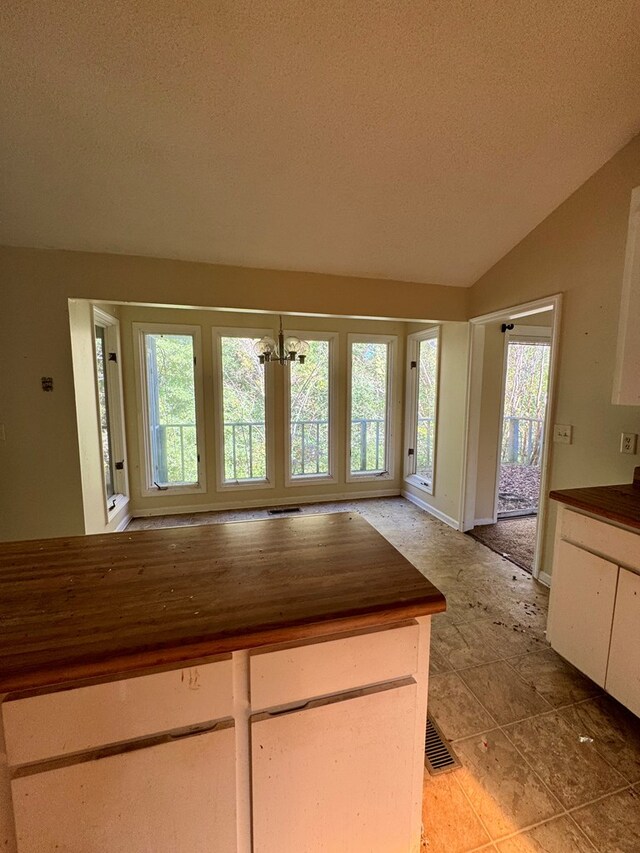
0,596,446,696
549,485,640,531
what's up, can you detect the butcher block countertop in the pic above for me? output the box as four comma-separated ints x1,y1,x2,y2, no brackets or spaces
550,474,640,531
0,513,445,694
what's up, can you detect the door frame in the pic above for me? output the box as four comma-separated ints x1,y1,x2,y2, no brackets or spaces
459,294,563,583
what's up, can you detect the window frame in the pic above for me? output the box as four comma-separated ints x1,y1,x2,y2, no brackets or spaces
404,326,441,496
284,330,339,487
346,333,397,482
92,307,129,522
213,327,275,492
133,322,207,497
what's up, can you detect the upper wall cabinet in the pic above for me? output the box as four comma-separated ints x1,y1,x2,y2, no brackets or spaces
612,185,640,406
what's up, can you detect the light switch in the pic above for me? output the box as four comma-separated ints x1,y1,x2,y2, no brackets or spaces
620,432,638,454
553,424,573,444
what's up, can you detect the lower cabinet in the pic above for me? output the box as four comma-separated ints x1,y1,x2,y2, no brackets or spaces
548,507,640,715
546,539,618,686
11,727,237,853
251,680,418,853
607,567,640,716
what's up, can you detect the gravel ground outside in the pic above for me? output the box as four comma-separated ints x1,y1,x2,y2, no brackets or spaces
498,464,541,514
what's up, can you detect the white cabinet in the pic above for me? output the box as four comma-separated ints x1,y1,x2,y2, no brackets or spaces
251,681,418,853
11,726,237,853
0,619,432,853
548,507,640,714
607,567,640,716
546,540,618,686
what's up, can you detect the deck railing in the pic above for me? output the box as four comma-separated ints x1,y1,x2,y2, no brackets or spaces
501,416,544,466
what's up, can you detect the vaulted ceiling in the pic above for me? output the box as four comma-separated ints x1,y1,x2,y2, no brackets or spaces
3,1,640,286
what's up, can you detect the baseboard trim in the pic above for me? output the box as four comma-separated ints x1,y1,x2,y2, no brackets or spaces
115,513,132,532
537,571,552,588
401,490,460,530
130,489,402,518
473,517,496,527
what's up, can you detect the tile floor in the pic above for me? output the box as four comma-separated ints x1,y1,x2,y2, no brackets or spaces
128,496,640,852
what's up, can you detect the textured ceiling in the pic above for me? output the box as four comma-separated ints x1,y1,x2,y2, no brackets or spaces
2,1,640,287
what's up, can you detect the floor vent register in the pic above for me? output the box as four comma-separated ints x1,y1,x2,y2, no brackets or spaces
424,715,461,775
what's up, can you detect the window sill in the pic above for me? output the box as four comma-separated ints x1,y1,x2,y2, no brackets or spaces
404,474,434,497
216,479,274,493
346,471,393,483
285,474,337,488
141,482,207,498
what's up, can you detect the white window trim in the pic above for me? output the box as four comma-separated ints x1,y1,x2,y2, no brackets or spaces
213,327,275,492
133,322,207,497
404,326,441,496
346,333,397,483
284,331,339,487
92,307,129,523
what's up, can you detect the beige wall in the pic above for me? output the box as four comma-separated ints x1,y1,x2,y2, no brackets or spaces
470,133,640,573
117,304,406,514
1,246,466,541
403,322,470,526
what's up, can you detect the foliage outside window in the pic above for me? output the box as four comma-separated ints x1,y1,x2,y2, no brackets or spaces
289,339,331,478
95,325,115,499
350,340,391,475
405,328,439,494
93,307,128,516
143,332,199,487
220,336,267,482
501,340,550,467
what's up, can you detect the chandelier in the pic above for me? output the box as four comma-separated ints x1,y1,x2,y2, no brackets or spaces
254,316,309,365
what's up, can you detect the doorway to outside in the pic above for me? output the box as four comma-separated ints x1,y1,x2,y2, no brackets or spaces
498,325,551,519
462,298,560,581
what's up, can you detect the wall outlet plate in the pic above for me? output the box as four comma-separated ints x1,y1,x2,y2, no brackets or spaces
553,424,573,444
620,432,638,454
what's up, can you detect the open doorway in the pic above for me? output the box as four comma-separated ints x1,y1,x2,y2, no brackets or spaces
461,297,560,581
497,324,551,519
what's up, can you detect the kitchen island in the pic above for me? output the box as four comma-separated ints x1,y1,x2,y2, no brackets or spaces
0,512,445,852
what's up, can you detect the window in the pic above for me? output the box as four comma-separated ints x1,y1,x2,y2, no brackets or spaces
93,308,128,516
286,333,336,483
405,328,440,494
216,332,271,487
134,324,205,494
348,335,396,479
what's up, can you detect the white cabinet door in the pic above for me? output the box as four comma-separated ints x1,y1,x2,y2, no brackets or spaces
12,727,237,853
547,540,618,686
606,567,640,716
252,680,418,853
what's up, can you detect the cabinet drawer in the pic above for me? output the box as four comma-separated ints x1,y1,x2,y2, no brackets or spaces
250,622,420,711
3,658,233,766
561,508,640,570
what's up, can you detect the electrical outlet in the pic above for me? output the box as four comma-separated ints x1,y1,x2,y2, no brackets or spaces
553,424,573,444
620,432,638,454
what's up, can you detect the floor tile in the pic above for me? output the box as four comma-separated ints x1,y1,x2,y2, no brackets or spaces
572,786,640,852
558,695,640,785
428,672,497,741
431,621,503,670
495,815,594,852
460,617,547,659
459,660,551,725
508,648,601,708
504,711,626,809
422,770,491,853
454,729,562,840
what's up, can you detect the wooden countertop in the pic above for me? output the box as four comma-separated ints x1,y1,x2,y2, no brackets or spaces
0,513,445,694
550,481,640,531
